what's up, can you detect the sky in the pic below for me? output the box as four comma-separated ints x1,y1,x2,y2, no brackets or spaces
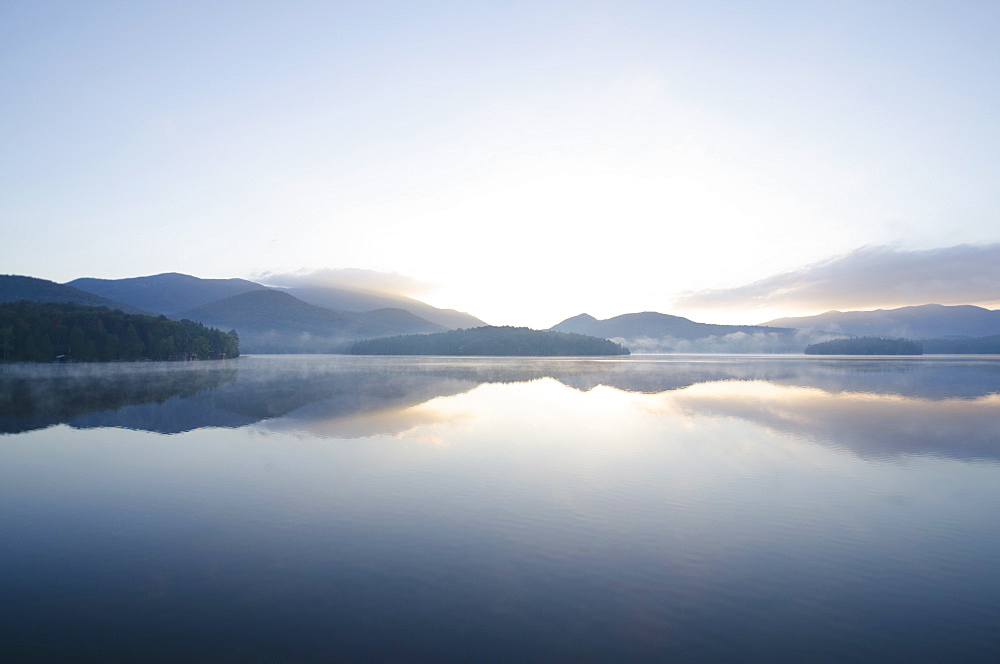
3,0,1000,327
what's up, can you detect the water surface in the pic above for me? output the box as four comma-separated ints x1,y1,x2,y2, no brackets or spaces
2,355,999,662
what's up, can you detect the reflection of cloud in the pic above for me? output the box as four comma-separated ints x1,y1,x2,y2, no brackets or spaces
666,380,1000,461
555,356,1000,400
254,267,437,296
265,402,471,441
673,244,1000,312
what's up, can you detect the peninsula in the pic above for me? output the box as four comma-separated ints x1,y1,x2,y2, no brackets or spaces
350,326,630,356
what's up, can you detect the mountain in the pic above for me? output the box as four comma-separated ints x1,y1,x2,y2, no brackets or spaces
68,273,266,314
0,275,149,314
549,311,808,353
279,285,486,329
763,304,1000,339
177,289,445,353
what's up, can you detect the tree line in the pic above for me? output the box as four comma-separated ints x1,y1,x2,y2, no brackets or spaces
0,301,240,362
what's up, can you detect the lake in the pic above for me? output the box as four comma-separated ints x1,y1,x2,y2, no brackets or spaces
2,354,999,662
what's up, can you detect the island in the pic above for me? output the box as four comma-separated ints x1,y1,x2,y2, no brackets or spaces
804,337,923,355
0,301,239,362
349,326,631,356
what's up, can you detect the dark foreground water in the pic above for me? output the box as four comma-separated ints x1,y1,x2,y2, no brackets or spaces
2,354,999,662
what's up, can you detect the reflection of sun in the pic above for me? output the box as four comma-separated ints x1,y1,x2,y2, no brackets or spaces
271,399,475,442
394,401,478,446
410,434,447,447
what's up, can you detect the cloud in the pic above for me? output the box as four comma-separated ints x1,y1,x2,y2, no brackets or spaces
254,268,437,296
673,244,1000,312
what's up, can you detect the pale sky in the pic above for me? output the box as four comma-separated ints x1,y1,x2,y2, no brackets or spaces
3,1,999,327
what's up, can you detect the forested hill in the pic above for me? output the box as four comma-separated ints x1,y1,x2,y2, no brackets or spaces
350,326,631,356
0,301,239,362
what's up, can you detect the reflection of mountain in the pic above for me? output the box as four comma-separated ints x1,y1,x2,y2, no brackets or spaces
201,363,477,434
65,358,487,436
71,397,258,434
3,357,999,447
0,363,238,434
669,382,1000,461
266,396,467,440
548,356,1000,400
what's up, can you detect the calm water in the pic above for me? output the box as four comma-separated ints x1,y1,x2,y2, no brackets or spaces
2,354,1000,662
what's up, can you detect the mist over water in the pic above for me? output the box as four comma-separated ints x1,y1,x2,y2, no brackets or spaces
617,329,841,354
2,355,999,661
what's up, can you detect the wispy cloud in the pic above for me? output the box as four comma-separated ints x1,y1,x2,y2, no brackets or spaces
673,244,1000,312
254,268,437,296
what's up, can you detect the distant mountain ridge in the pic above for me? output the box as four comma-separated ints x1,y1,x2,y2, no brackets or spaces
176,289,445,353
68,273,267,314
554,307,1000,353
548,311,810,353
68,272,485,329
10,271,1000,355
278,285,486,329
64,272,485,352
551,311,794,339
764,304,1000,339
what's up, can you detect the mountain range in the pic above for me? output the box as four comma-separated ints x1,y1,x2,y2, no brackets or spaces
548,305,1000,352
273,285,480,329
551,312,794,340
763,304,1000,339
68,273,264,314
0,275,151,315
549,312,811,353
68,273,483,329
4,272,1000,354
176,290,445,353
2,273,482,353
